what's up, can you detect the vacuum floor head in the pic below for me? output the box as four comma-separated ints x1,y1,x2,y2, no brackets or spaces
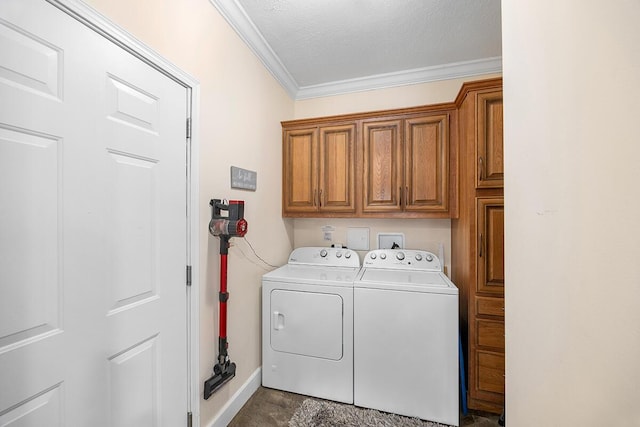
203,362,236,400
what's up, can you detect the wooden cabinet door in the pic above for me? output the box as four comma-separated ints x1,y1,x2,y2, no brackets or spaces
476,90,504,188
404,114,449,213
476,197,504,295
282,127,318,213
362,119,403,212
475,351,505,398
318,124,356,212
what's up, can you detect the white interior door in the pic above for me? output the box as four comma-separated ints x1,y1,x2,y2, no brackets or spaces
0,1,189,425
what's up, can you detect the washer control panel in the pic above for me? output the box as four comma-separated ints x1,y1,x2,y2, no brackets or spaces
288,247,360,267
363,249,441,271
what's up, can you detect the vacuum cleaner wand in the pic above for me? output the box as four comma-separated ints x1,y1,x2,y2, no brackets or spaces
204,199,248,400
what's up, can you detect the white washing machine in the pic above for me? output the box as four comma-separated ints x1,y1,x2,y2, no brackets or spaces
354,249,459,426
262,247,360,403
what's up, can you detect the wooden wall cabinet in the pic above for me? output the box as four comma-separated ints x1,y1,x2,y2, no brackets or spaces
362,113,450,215
476,91,504,189
282,107,455,218
361,119,403,212
451,78,505,413
282,124,356,215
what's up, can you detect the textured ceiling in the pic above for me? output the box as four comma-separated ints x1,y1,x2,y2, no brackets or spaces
211,0,502,99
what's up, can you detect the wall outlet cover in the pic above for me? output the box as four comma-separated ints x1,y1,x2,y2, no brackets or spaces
377,233,404,249
347,227,369,250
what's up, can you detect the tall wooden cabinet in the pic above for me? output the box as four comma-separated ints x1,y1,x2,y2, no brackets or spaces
451,78,505,413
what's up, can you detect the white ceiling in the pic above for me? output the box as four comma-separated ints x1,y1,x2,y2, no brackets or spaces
210,0,502,99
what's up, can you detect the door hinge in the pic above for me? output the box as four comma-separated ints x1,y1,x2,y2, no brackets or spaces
186,265,192,287
187,411,193,427
186,117,192,139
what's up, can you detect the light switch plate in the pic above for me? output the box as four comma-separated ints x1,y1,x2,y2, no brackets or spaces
377,233,404,249
347,227,369,250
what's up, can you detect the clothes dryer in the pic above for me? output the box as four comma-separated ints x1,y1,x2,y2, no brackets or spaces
262,247,360,403
354,249,459,426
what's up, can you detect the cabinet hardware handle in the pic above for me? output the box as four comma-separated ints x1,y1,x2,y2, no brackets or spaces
313,189,317,207
319,189,323,207
479,233,484,257
399,186,402,206
479,156,485,181
405,186,409,206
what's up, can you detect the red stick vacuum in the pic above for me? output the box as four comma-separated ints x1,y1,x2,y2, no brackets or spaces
204,199,248,399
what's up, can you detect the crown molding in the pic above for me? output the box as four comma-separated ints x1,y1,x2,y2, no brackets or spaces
296,57,503,100
209,0,298,98
210,0,502,100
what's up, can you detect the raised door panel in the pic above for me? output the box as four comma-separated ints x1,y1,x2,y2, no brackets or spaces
362,119,402,212
283,128,318,213
476,296,505,317
477,197,504,296
318,124,356,212
476,91,504,189
476,319,505,351
404,114,449,213
476,351,505,396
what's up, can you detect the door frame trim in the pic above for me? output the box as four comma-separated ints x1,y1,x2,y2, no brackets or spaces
46,0,201,422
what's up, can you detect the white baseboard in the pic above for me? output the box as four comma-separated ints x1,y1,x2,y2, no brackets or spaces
207,367,262,427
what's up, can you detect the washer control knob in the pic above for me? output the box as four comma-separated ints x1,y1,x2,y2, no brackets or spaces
426,254,434,262
396,252,405,260
370,253,377,260
415,253,423,261
345,252,352,259
320,249,328,257
336,251,342,258
380,253,387,260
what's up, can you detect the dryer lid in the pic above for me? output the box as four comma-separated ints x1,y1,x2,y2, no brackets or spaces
263,264,360,286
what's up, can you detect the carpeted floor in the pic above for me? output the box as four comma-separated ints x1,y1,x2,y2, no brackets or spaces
228,387,501,427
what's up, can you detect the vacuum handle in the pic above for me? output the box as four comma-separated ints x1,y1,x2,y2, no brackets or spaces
273,311,285,330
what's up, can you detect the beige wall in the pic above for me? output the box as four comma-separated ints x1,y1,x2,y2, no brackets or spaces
293,218,452,273
82,0,294,425
503,1,640,425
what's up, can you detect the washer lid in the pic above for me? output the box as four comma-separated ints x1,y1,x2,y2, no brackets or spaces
356,269,458,294
263,264,360,286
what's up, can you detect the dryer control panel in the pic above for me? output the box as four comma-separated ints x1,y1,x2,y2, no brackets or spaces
363,249,441,271
288,247,361,268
